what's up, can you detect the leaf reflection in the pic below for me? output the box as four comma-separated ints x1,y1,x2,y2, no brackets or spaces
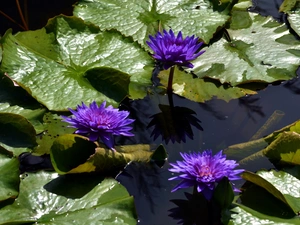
283,75,300,95
147,93,203,144
238,96,265,122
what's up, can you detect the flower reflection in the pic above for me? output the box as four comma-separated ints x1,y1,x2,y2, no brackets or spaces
169,192,219,225
147,104,203,144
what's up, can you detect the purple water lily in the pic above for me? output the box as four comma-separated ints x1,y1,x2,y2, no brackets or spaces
62,101,134,150
169,150,244,200
146,29,205,70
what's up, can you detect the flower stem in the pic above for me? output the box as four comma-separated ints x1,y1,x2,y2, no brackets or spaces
167,91,174,108
167,66,175,93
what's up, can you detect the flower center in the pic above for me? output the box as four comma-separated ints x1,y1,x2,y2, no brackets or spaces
199,165,212,177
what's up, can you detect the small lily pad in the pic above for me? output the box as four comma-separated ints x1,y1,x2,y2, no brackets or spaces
50,134,165,174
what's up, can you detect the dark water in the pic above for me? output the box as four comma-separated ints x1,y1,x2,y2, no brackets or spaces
117,76,300,225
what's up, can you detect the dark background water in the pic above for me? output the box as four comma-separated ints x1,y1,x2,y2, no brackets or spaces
1,0,300,224
117,77,300,225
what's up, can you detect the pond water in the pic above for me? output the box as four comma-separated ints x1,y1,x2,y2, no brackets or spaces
117,75,300,225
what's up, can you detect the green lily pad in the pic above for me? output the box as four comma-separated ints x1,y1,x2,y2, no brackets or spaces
263,131,300,165
240,180,296,219
191,13,300,85
74,0,229,47
50,134,165,174
224,120,300,164
158,67,256,103
242,170,300,214
0,171,136,224
0,103,45,134
229,203,300,225
0,15,153,111
288,11,300,38
0,152,19,202
0,112,37,148
0,72,46,133
280,0,299,12
34,113,76,155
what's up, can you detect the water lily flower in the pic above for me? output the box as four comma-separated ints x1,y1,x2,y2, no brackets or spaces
169,150,244,200
62,101,135,150
146,29,205,70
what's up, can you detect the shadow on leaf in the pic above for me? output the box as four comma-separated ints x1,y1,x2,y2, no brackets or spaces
44,172,105,199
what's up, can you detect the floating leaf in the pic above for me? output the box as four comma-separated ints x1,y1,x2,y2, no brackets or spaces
0,113,37,148
50,134,163,174
191,13,300,85
279,0,298,12
158,67,256,103
0,16,153,111
229,203,300,225
0,72,46,133
288,10,300,37
0,152,19,202
264,131,300,165
74,0,229,47
150,144,167,167
240,181,295,219
224,138,268,161
34,113,76,155
0,171,136,224
224,120,300,164
242,170,300,214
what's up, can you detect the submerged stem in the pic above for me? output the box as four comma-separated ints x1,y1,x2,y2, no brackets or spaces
167,66,175,93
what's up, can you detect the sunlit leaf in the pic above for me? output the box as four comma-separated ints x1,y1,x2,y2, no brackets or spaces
288,10,300,37
191,13,300,85
158,67,256,103
0,171,136,224
0,152,19,202
229,203,300,225
74,0,229,47
0,16,153,111
279,0,298,12
34,113,76,155
264,131,300,165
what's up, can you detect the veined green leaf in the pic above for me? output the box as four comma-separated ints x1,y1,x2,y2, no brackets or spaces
0,16,153,111
191,14,300,85
0,171,136,224
74,0,229,47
